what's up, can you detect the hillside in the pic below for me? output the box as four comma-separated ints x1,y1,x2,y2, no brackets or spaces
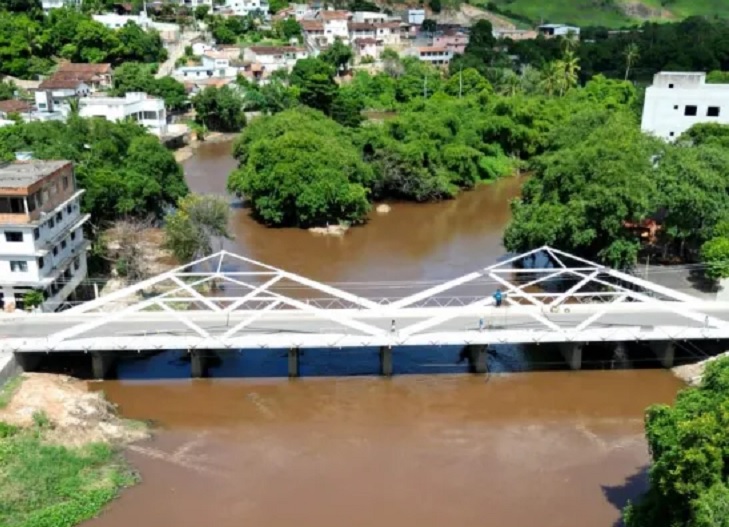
476,0,729,28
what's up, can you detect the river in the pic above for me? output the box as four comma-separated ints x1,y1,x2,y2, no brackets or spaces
86,141,684,527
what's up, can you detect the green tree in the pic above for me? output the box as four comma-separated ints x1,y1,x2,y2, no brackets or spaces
0,80,16,100
464,19,495,58
320,38,353,75
428,0,441,13
701,237,729,281
228,107,372,227
331,86,364,127
275,17,301,41
164,194,232,262
623,42,640,81
193,85,246,132
111,62,188,111
624,357,729,527
194,5,210,19
267,0,288,13
290,57,338,113
421,18,437,33
444,67,491,97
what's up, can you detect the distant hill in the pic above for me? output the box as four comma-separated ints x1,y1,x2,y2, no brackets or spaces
475,0,729,28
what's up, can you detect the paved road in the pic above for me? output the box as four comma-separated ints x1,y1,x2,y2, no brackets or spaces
2,302,729,351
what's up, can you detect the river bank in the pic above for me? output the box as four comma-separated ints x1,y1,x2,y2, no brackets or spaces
0,374,148,526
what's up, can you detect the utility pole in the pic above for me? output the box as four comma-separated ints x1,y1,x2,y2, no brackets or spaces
459,65,463,98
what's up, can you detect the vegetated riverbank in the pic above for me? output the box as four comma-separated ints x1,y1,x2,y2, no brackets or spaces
672,350,729,386
0,374,149,527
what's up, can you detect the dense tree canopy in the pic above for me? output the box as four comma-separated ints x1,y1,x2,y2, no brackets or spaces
624,357,729,527
228,107,372,227
290,58,338,114
0,118,187,222
0,7,166,78
192,85,246,132
111,62,188,111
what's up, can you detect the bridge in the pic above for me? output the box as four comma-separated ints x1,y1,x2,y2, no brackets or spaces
1,246,728,378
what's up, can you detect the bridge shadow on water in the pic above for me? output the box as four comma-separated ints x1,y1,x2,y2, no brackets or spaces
31,339,707,381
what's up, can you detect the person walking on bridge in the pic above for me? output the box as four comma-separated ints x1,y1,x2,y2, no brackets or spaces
493,289,503,308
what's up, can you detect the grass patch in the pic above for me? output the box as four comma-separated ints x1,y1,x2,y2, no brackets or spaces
0,421,137,527
0,376,24,409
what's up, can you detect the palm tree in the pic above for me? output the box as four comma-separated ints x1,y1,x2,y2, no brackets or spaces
539,61,562,97
560,50,581,95
623,43,640,81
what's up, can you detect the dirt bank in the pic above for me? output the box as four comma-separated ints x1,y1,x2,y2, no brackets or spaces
0,373,149,447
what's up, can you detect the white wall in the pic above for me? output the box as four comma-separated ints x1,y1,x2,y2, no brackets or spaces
641,72,729,142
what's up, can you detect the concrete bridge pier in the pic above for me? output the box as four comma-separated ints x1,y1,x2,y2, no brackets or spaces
559,343,583,370
91,351,116,380
288,348,300,378
379,346,393,377
14,352,43,373
190,350,207,378
650,341,675,368
463,345,487,374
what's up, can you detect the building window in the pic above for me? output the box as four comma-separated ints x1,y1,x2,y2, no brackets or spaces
61,239,67,250
0,197,24,214
685,105,698,116
48,218,55,229
66,204,72,214
73,256,80,270
4,231,23,242
38,257,45,269
56,212,62,223
673,105,678,110
71,231,76,241
33,228,39,240
10,261,27,272
708,106,721,117
669,131,675,137
53,247,58,256
62,176,69,190
669,83,674,88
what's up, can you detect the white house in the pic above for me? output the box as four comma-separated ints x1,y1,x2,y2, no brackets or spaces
79,93,168,137
0,160,90,312
641,72,729,142
177,0,213,9
92,13,181,43
243,46,308,73
225,0,270,17
192,42,214,56
352,11,387,23
406,46,452,66
41,0,78,11
537,24,580,39
175,49,242,80
317,10,350,44
407,9,425,25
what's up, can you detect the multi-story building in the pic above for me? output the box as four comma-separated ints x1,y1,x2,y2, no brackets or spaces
407,8,425,25
225,0,269,17
79,92,168,137
0,160,90,312
537,24,580,39
433,30,468,54
317,10,350,43
243,46,309,74
406,46,452,66
641,72,729,142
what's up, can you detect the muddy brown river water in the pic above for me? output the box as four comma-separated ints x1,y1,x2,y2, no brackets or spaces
87,141,684,527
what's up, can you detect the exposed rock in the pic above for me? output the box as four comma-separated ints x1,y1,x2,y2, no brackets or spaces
672,351,729,386
308,224,350,236
376,203,391,214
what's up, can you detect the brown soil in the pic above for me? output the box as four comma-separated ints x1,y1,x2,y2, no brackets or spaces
0,373,149,447
619,1,675,20
435,4,516,29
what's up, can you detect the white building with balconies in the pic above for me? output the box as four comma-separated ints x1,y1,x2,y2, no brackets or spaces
0,160,90,312
79,92,168,137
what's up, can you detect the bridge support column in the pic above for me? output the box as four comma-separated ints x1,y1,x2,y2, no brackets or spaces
91,351,116,380
559,343,583,371
379,346,393,377
190,350,207,378
288,348,300,378
464,345,487,374
650,341,675,368
13,352,42,372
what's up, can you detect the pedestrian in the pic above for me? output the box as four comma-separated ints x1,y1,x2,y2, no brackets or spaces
493,289,503,308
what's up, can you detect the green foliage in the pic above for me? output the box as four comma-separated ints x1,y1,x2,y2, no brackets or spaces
320,38,353,73
275,17,301,41
0,376,23,410
192,85,246,132
428,0,441,13
0,424,136,527
290,58,338,113
0,7,166,78
164,194,232,262
504,107,661,267
465,19,495,59
624,357,729,526
0,118,187,223
700,237,729,281
241,78,299,114
681,123,729,149
0,80,16,101
111,62,188,111
330,86,364,128
209,14,256,44
267,0,288,13
444,67,492,97
22,290,44,310
421,18,437,33
228,107,372,226
194,4,210,19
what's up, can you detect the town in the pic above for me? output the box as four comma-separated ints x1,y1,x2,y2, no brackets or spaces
2,1,729,527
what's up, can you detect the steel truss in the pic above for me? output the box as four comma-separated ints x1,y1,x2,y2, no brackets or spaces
2,246,729,353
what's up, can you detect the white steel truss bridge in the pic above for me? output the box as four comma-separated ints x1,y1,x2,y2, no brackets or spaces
1,246,729,355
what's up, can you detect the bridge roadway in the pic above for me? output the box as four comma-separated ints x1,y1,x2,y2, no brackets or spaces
2,302,729,353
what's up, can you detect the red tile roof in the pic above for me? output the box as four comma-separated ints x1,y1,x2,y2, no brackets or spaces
57,63,112,75
0,100,31,114
301,19,324,31
248,46,304,55
318,10,350,20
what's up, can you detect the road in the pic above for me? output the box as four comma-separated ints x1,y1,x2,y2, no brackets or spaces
2,302,729,352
